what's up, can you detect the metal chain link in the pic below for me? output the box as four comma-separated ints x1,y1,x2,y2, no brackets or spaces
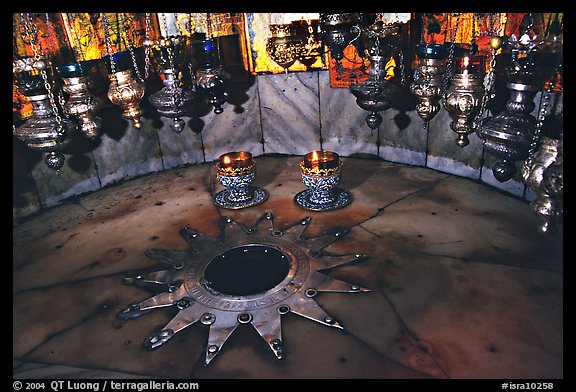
472,13,507,131
22,13,63,130
119,13,144,83
206,13,212,38
443,13,461,94
159,12,175,71
144,13,152,79
102,13,116,75
399,49,405,86
44,12,69,115
529,64,559,156
188,13,196,86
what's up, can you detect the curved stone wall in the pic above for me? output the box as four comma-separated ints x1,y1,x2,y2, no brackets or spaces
12,70,561,221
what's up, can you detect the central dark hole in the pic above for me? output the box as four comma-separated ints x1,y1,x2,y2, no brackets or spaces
203,245,291,296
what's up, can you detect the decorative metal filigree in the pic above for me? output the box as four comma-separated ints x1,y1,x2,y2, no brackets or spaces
118,214,370,365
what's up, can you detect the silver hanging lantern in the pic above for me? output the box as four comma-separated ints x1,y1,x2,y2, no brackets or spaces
410,43,448,122
146,36,195,133
13,57,76,171
476,34,550,182
103,50,146,129
57,62,102,139
350,21,403,131
477,16,563,183
102,13,146,129
193,37,229,114
443,51,486,147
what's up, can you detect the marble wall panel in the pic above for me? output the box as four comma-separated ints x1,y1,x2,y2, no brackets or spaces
259,72,321,155
201,76,264,161
153,109,205,169
378,105,427,166
425,106,484,178
13,68,561,221
92,107,164,188
13,138,41,220
319,71,379,157
25,134,101,209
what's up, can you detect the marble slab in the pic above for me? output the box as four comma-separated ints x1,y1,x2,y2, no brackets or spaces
14,156,562,379
92,105,164,188
319,71,379,157
13,137,41,220
258,72,322,155
201,75,265,162
426,107,484,177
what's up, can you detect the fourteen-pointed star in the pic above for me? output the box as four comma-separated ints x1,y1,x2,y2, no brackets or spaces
118,213,371,365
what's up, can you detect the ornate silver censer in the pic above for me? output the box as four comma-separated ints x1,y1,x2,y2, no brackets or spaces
57,62,102,140
146,36,195,132
13,57,76,172
118,213,371,365
477,28,562,182
410,43,448,122
350,21,403,131
102,14,146,129
443,51,486,147
295,150,352,211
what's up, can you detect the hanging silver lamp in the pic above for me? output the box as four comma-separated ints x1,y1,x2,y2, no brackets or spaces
146,36,195,133
13,57,77,171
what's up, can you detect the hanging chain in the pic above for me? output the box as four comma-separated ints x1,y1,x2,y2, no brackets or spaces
206,13,212,38
187,13,196,86
44,13,68,112
473,13,505,130
119,13,144,83
529,56,561,157
160,12,175,70
444,13,461,93
144,13,152,79
22,13,64,131
102,13,116,75
398,49,406,86
70,14,87,70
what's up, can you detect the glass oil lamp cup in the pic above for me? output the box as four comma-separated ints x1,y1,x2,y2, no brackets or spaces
443,54,485,147
294,150,352,211
214,151,268,209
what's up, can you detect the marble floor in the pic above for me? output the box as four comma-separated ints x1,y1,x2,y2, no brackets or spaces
13,155,563,380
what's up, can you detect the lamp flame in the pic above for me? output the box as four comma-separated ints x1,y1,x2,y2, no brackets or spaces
311,150,319,163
